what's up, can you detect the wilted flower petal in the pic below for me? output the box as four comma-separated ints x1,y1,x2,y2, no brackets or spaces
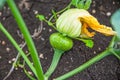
80,15,117,37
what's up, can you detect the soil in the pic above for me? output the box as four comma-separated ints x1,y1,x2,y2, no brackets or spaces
0,0,120,80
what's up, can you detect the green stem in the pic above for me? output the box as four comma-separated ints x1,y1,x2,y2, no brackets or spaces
6,0,44,80
108,36,120,59
56,2,72,14
44,49,64,80
111,49,120,59
0,23,37,77
54,49,111,80
48,2,72,22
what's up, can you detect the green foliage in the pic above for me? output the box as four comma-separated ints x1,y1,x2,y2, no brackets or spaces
52,9,57,20
44,48,64,79
0,0,6,9
2,0,119,80
36,14,57,30
111,9,120,39
0,23,37,77
36,14,45,21
24,68,36,80
78,38,94,48
110,9,120,59
71,0,92,10
6,0,44,80
54,50,111,80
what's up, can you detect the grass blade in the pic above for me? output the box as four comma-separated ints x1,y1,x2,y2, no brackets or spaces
6,0,44,79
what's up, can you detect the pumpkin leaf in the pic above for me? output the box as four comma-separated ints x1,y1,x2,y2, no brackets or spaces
36,14,45,21
52,9,57,20
0,0,6,9
71,0,92,10
71,0,79,6
77,38,94,48
84,0,92,10
110,9,120,39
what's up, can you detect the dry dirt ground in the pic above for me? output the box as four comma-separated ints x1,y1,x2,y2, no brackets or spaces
0,0,120,80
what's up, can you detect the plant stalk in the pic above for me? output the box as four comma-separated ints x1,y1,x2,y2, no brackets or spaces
6,0,44,80
0,23,37,77
44,49,64,80
54,49,111,80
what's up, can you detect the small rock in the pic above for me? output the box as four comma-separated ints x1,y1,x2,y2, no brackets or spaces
8,60,12,64
48,13,51,16
92,9,96,14
43,27,46,30
25,50,28,53
2,17,6,20
106,12,111,17
49,29,52,32
39,54,44,59
12,58,16,61
1,41,6,46
113,1,115,5
98,47,101,50
92,1,96,7
70,57,73,62
41,37,45,41
6,47,11,52
15,67,18,70
33,10,38,14
94,51,96,54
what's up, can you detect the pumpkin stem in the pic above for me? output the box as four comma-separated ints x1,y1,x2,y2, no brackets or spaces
44,49,64,80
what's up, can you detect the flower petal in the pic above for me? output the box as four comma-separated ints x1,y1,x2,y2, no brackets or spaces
80,23,95,38
80,15,117,37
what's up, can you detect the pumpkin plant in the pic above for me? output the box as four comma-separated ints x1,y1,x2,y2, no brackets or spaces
37,0,118,79
0,0,120,80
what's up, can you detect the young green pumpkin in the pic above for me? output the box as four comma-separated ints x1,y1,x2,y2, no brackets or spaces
44,33,73,79
50,32,73,51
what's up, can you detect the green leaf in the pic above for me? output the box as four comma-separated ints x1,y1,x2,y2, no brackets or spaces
78,0,84,9
71,0,91,10
7,0,44,79
52,9,57,20
71,0,78,6
36,14,45,21
0,0,6,9
47,21,54,26
110,9,120,39
82,39,94,48
84,0,92,10
77,38,94,48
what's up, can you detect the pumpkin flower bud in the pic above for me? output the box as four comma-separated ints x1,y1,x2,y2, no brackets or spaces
56,8,116,38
